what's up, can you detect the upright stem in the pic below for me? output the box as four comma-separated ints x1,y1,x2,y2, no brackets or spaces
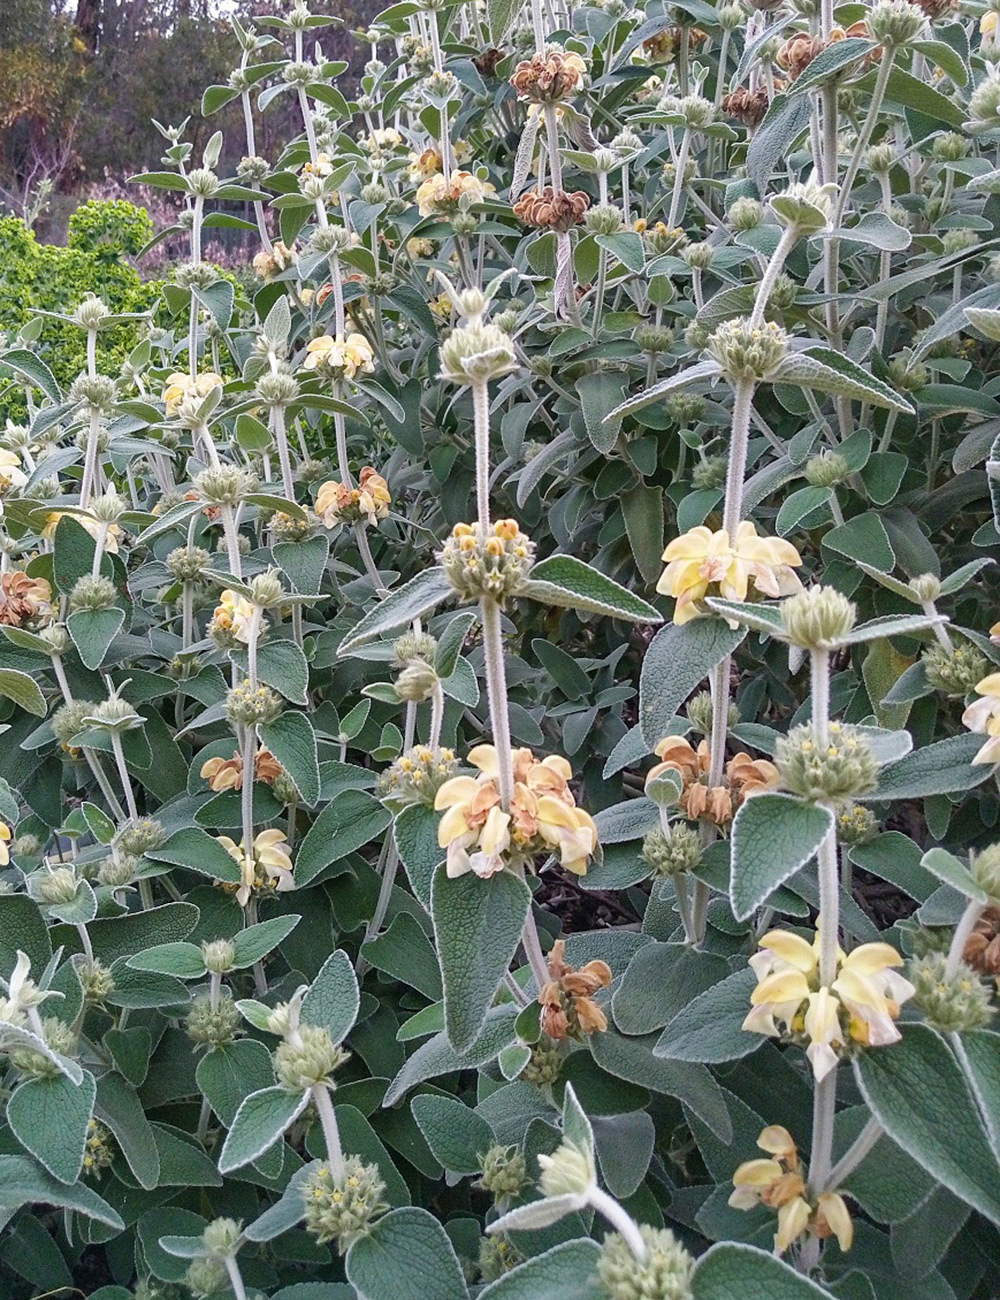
589,1187,648,1262
721,378,755,535
110,731,139,824
749,227,796,329
480,597,513,810
430,682,445,749
666,129,691,230
223,1255,249,1300
311,1083,345,1178
220,506,243,577
807,1068,838,1198
472,377,491,530
827,1116,882,1190
241,725,256,867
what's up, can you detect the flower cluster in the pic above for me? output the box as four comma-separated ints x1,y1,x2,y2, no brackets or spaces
315,468,391,528
438,519,535,603
377,745,459,809
658,523,802,624
646,736,779,825
208,590,258,645
415,170,493,216
217,828,295,907
200,747,283,792
962,673,1000,765
509,49,587,102
513,187,591,231
744,929,915,1079
538,939,611,1040
162,370,223,417
0,572,51,628
434,744,598,878
304,333,375,381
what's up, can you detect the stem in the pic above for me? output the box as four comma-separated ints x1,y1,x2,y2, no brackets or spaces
749,227,796,329
827,1116,882,1190
722,379,755,536
675,873,697,944
79,410,101,510
272,405,295,501
544,105,562,191
807,1068,838,1198
223,1255,249,1300
666,128,691,230
354,522,386,593
241,725,256,869
220,505,243,577
811,648,840,986
520,904,550,993
945,899,985,979
311,1083,345,1178
922,599,953,651
247,607,262,689
832,51,896,231
589,1187,648,1261
110,731,139,824
429,682,445,749
472,377,491,530
480,597,514,810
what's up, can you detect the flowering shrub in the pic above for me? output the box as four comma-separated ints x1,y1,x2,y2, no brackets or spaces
2,0,1000,1298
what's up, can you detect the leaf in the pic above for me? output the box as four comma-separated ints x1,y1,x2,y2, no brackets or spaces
362,912,442,1001
692,1242,839,1299
854,1024,1000,1226
578,370,626,453
231,639,309,705
487,0,526,43
953,1030,1000,1162
95,1071,160,1190
0,1155,124,1231
435,611,477,678
146,827,243,883
67,607,125,670
338,570,454,656
592,798,660,844
301,949,360,1045
411,1093,495,1175
431,863,531,1053
7,1069,96,1184
919,847,988,903
127,941,207,979
873,62,965,127
777,350,913,413
196,1038,276,1127
730,794,834,921
622,485,665,586
231,915,300,968
654,968,761,1064
639,619,745,748
218,1086,311,1174
1,348,61,402
478,1240,604,1300
294,790,392,886
612,942,729,1036
747,91,811,194
521,556,660,623
260,711,321,806
867,732,991,800
606,360,721,420
346,1207,468,1300
0,668,46,717
823,512,895,572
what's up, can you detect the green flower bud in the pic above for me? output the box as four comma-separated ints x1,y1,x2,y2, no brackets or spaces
635,325,675,355
440,321,517,385
867,143,896,174
478,1234,524,1282
767,272,797,313
941,229,978,256
970,844,1000,901
226,679,282,727
780,587,857,649
256,372,300,407
82,1118,114,1178
931,132,969,162
184,1255,229,1298
538,1140,594,1197
166,546,211,582
38,866,79,904
38,624,72,657
908,573,941,602
836,803,878,846
686,689,738,736
665,394,706,426
597,1225,695,1300
97,854,138,888
909,952,995,1033
520,1039,563,1086
173,260,219,290
451,211,479,236
718,3,745,27
12,833,41,858
922,643,989,698
187,167,220,199
69,575,117,613
685,323,711,351
202,938,236,973
392,631,437,667
302,1156,388,1250
187,993,242,1048
728,197,764,231
52,699,96,749
89,694,143,732
118,818,166,855
804,450,850,488
776,722,879,801
248,569,284,608
9,1016,77,1079
478,1144,529,1198
705,318,789,382
195,466,257,507
641,826,702,876
271,510,317,543
770,176,836,233
584,203,625,235
867,0,926,46
378,746,459,810
438,520,536,605
78,959,116,1004
394,660,438,702
76,295,111,330
274,1025,349,1090
69,373,118,412
691,454,729,490
966,78,1000,128
202,1217,242,1257
681,241,714,270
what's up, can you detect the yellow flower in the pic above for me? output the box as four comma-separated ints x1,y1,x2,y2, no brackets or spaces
981,11,997,36
210,590,256,644
301,151,335,178
415,170,494,217
218,828,295,907
315,468,390,528
364,127,402,150
434,745,598,879
0,820,10,866
743,929,914,1078
0,449,27,492
43,512,122,554
963,672,1000,765
657,521,802,624
303,333,375,381
162,371,223,416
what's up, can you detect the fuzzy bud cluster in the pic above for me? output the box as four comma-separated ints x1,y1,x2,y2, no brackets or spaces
226,680,282,726
303,1157,388,1250
776,723,879,801
922,643,989,698
439,520,535,604
641,825,703,877
909,952,995,1032
597,1224,695,1300
780,587,857,649
704,318,789,382
274,1025,349,1090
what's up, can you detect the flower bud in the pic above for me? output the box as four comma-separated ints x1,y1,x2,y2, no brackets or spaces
770,175,837,233
439,520,536,604
641,826,702,876
478,1145,529,1199
196,466,257,507
931,132,969,162
9,1016,77,1079
69,575,117,613
226,680,282,727
776,723,879,801
686,689,738,736
184,1257,229,1299
52,699,96,748
76,295,111,330
971,844,1000,901
187,167,220,198
520,1039,562,1085
584,203,625,235
98,854,137,888
691,454,728,490
38,866,79,903
377,745,459,809
780,587,857,649
922,643,989,698
392,631,437,666
635,325,675,354
666,394,706,426
274,1025,349,1090
909,952,995,1032
202,1217,242,1257
704,318,789,382
479,1235,524,1281
537,1140,594,1197
166,545,210,582
117,818,166,855
202,938,236,973
69,373,117,412
681,241,714,270
39,624,72,657
439,321,517,385
78,959,115,1004
804,450,850,487
248,569,285,609
836,803,878,846
867,0,926,45
908,573,941,602
729,197,764,231
597,1225,695,1300
303,1157,388,1251
187,993,242,1047
256,372,300,407
272,510,316,543
394,660,438,702
82,1118,114,1177
867,143,896,174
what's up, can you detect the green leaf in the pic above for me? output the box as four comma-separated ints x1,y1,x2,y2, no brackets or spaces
0,668,46,717
823,512,895,572
411,1093,494,1175
612,943,729,1036
692,1242,839,1299
521,555,660,623
339,571,454,656
919,847,988,903
776,485,832,536
362,912,442,1001
777,350,913,413
67,607,125,671
274,534,329,595
196,1039,276,1127
301,949,360,1044
487,0,526,43
231,915,300,968
654,968,760,1064
867,62,965,127
0,1155,124,1231
435,611,477,678
786,36,875,94
431,863,531,1053
146,827,243,883
606,360,721,421
578,370,626,453
479,1240,604,1300
622,485,665,586
7,1069,96,1184
218,1086,310,1173
294,790,392,886
126,942,207,979
81,801,116,845
231,639,309,705
259,711,321,806
730,794,834,921
747,91,811,194
345,1207,468,1300
639,619,744,748
393,803,443,909
868,732,991,800
95,1071,161,1190
1,348,61,402
952,1030,1000,1163
854,1024,1000,1226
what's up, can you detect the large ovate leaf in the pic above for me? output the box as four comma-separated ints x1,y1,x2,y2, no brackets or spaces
521,555,660,623
639,619,745,748
345,1207,468,1300
730,794,834,921
7,1069,96,1184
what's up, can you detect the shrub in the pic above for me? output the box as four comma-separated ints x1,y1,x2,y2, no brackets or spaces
0,1,998,1299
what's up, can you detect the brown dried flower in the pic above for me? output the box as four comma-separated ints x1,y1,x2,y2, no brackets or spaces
538,939,612,1041
513,187,590,232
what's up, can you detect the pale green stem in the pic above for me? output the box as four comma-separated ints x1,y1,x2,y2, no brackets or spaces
922,599,952,652
827,1116,882,1190
807,1067,838,1200
480,597,514,810
220,506,243,577
675,872,697,944
223,1255,249,1300
90,523,110,580
110,731,139,824
429,682,445,749
666,128,691,230
311,1083,345,1177
749,227,797,329
272,405,295,501
354,522,386,593
241,725,256,872
79,409,101,510
247,606,262,690
472,377,491,530
831,51,896,231
722,378,755,536
589,1188,648,1262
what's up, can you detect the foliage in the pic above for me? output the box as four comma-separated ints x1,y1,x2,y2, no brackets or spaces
0,0,1000,1298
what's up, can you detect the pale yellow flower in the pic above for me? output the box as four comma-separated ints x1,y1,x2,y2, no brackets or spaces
0,449,27,492
963,672,1000,765
218,828,295,907
0,820,10,867
415,170,494,217
210,590,256,644
981,11,997,37
657,521,802,624
315,467,390,528
162,371,223,417
303,333,375,381
43,512,122,554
